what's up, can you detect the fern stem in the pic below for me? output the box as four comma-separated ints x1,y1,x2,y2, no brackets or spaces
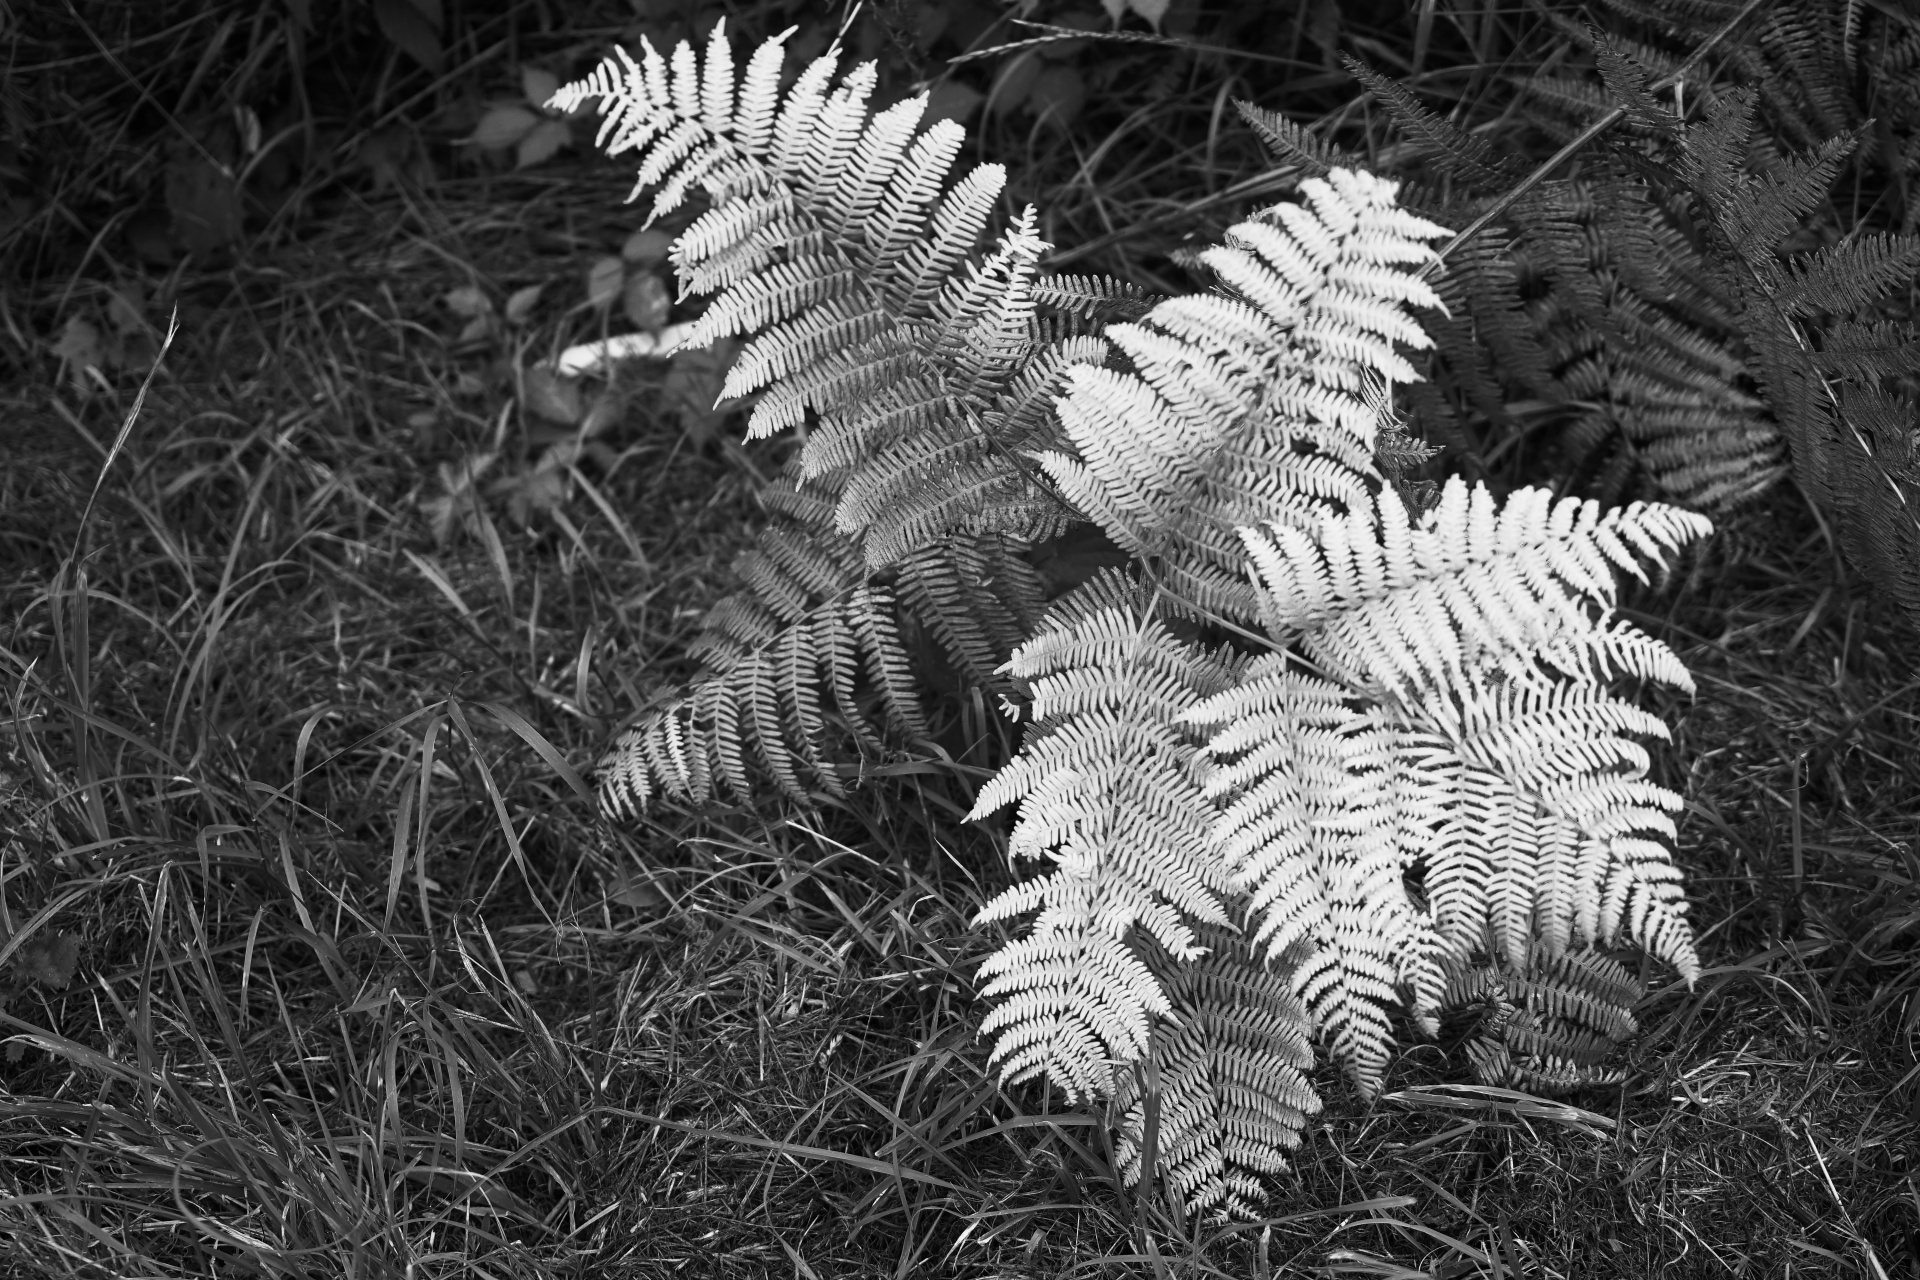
1430,0,1778,269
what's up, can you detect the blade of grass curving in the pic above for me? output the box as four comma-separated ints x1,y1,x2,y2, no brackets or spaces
447,697,553,921
384,774,417,934
480,699,594,805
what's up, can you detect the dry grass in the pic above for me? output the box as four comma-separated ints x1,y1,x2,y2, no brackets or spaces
2,1,1918,1277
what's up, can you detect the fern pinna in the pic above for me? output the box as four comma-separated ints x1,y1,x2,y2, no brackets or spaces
559,29,1708,1217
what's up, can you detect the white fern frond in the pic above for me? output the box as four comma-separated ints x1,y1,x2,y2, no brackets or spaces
555,28,1067,565
968,574,1244,1098
1037,169,1450,627
1194,478,1707,1057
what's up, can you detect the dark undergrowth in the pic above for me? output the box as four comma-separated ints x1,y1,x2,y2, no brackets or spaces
2,1,1917,1276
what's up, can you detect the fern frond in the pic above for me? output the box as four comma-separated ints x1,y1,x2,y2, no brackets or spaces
968,573,1243,1099
596,483,931,816
1769,234,1920,320
1345,58,1527,191
1180,478,1705,1090
556,27,1068,567
1665,88,1920,635
1115,922,1322,1218
1443,940,1645,1095
1038,170,1449,626
1233,100,1367,179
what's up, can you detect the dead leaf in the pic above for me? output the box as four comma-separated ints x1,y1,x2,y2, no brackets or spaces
607,865,678,910
504,284,544,326
925,80,985,129
19,933,79,989
664,337,739,446
104,285,146,335
523,365,582,425
514,118,571,169
621,227,675,265
164,154,242,256
623,272,671,331
373,0,443,72
421,452,495,545
358,126,431,192
492,459,570,526
125,210,176,265
585,255,625,312
520,66,560,107
577,389,626,438
51,317,104,396
1029,67,1086,130
471,103,538,150
987,50,1042,118
444,285,492,318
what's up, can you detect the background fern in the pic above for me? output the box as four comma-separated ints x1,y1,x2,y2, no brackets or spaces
1315,8,1920,628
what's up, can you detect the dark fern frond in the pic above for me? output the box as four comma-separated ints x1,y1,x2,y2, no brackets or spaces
1514,73,1619,141
597,482,932,816
1395,157,1784,519
1664,88,1920,634
1590,31,1681,140
1232,100,1367,180
895,534,1046,693
1443,941,1645,1095
1770,234,1920,319
1344,57,1527,192
1812,320,1920,383
1711,131,1855,252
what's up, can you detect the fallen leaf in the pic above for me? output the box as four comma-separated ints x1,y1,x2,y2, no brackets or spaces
523,365,582,425
19,934,80,989
620,227,675,265
51,317,104,396
924,80,984,129
1028,66,1086,130
421,451,495,545
585,255,626,312
520,66,560,107
493,462,570,526
515,118,571,169
471,103,538,150
623,272,672,331
164,154,242,256
444,285,493,318
373,0,443,72
987,50,1042,119
504,283,544,326
104,285,146,335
